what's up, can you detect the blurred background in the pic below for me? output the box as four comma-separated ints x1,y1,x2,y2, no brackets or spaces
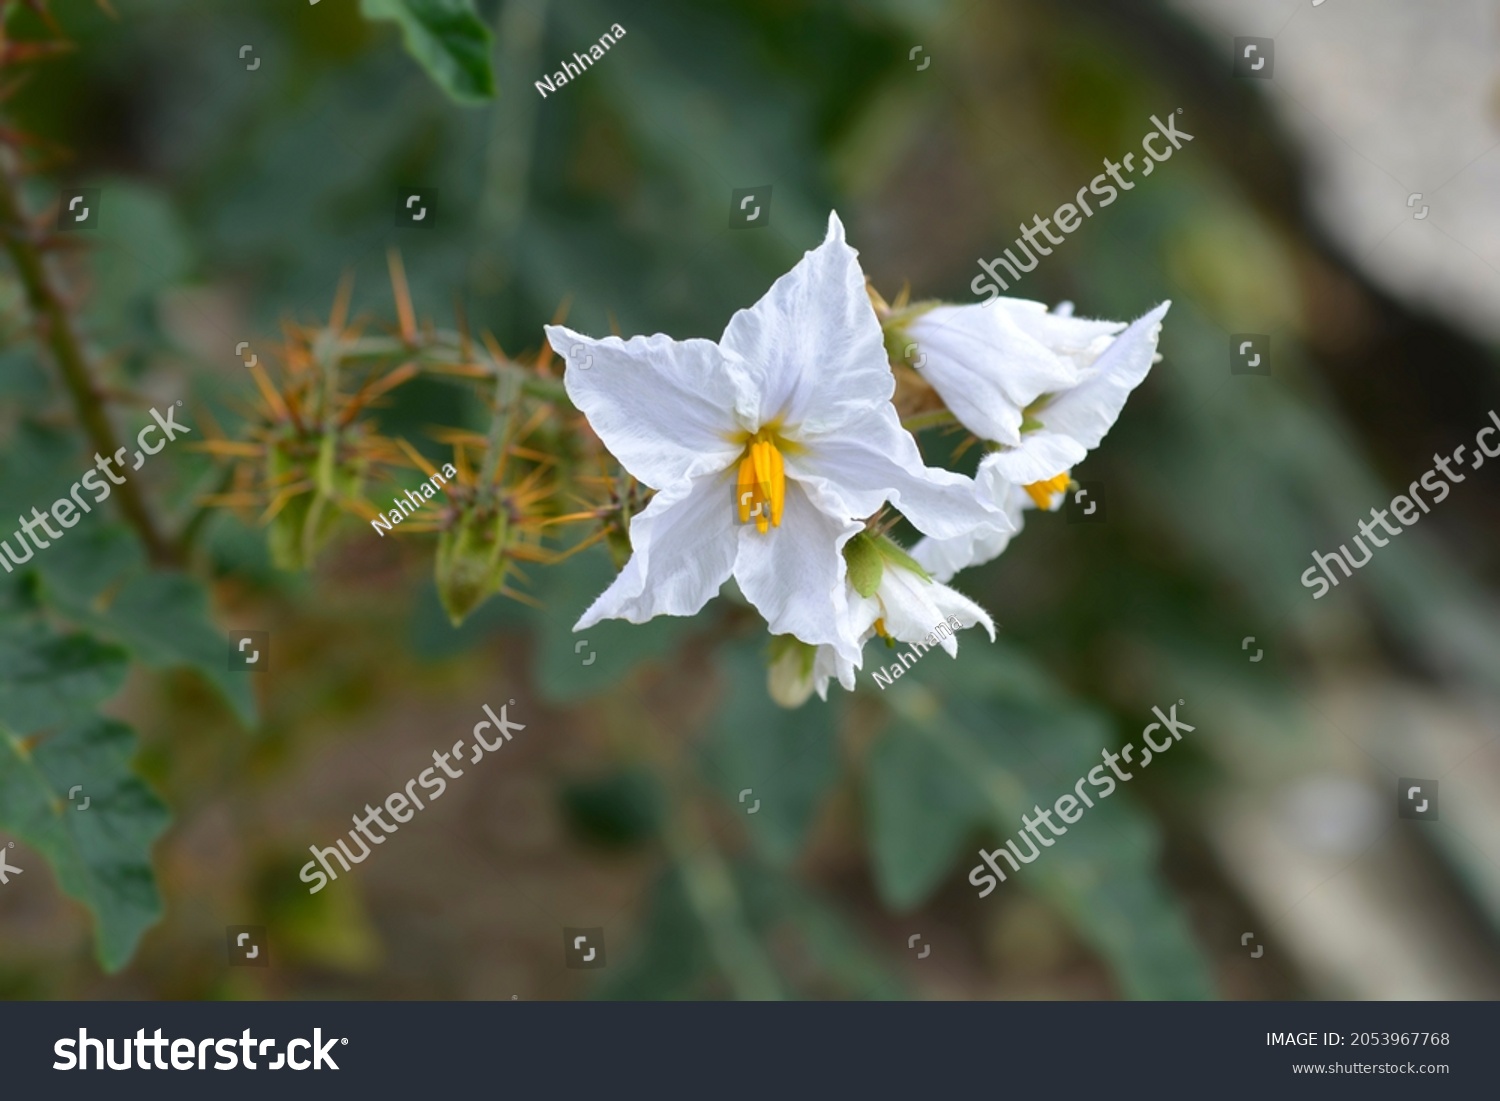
3,0,1500,1000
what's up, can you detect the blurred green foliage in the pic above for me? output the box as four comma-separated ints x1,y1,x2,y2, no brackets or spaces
361,0,495,103
2,0,1498,1000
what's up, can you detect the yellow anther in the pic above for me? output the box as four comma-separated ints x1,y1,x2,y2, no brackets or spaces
1023,472,1072,510
734,431,786,534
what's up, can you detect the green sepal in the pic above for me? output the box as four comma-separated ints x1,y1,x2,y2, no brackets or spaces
871,534,931,583
435,502,509,626
844,533,885,598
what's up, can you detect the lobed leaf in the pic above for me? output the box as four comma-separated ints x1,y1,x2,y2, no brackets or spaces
0,716,169,973
863,646,1215,999
360,0,496,104
0,610,169,973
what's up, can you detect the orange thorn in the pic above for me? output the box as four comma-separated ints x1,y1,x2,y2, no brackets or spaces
388,248,416,343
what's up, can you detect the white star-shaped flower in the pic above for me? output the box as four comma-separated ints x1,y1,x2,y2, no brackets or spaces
547,213,1008,661
804,533,995,701
907,299,1170,580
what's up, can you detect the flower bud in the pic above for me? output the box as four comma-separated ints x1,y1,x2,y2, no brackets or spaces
434,500,511,626
767,634,818,709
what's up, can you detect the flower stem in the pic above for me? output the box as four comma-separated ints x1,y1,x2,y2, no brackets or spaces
0,147,175,564
900,408,958,433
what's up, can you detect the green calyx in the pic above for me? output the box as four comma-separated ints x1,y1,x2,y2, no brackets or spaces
845,532,884,598
879,301,942,368
435,500,509,626
844,531,930,599
266,431,368,571
872,533,930,581
1020,393,1055,434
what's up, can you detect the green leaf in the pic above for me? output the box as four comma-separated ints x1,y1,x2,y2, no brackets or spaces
0,421,255,728
360,0,495,104
33,523,145,603
865,717,988,909
863,646,1215,998
44,571,257,729
593,868,714,1000
700,644,839,867
596,862,907,1000
844,532,884,598
0,420,79,526
89,180,195,351
0,621,128,735
98,573,257,727
0,716,169,972
733,863,906,999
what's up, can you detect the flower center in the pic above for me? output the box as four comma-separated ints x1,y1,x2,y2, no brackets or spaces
735,430,786,534
1023,471,1072,509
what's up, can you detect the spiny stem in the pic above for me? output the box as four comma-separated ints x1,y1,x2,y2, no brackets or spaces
482,368,523,488
0,146,175,564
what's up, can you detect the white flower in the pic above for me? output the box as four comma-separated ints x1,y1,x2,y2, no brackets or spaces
546,213,1008,662
900,299,1119,447
911,466,1028,582
909,300,1170,579
980,301,1170,486
811,533,995,700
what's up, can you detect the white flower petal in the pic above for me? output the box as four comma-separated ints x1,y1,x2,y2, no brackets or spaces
574,475,737,630
718,212,893,435
809,583,879,700
969,302,1168,485
876,567,995,657
811,642,860,700
732,478,864,662
989,297,1128,372
547,325,749,489
910,303,1079,444
1025,301,1168,454
911,459,1028,580
789,404,1011,541
983,431,1089,486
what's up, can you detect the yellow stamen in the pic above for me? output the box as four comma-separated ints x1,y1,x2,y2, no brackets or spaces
734,430,787,534
873,617,890,639
1023,471,1072,510
768,441,784,526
